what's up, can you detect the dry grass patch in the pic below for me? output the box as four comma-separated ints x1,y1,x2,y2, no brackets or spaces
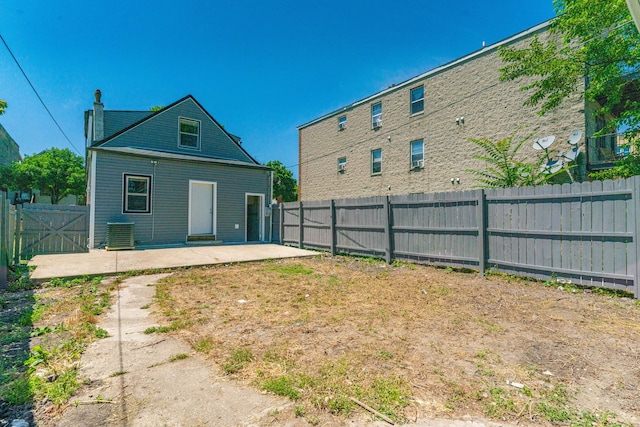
152,255,640,426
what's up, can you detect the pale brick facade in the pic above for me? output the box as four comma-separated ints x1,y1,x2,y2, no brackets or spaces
298,21,586,201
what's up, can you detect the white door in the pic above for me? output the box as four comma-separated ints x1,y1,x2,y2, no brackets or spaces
189,181,215,235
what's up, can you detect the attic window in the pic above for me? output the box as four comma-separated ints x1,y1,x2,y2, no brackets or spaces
179,118,200,149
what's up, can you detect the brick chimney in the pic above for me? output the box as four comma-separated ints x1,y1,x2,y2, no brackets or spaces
93,89,104,142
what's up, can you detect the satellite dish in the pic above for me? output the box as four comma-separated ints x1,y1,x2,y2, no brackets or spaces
533,135,556,150
567,130,582,146
562,146,582,162
540,158,563,174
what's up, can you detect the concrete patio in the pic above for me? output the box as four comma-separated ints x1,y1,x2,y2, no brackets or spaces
28,244,319,281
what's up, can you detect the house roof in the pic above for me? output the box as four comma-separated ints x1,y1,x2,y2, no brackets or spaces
88,146,271,170
103,110,154,139
298,19,553,129
90,94,261,165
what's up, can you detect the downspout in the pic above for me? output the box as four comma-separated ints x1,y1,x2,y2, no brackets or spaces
88,151,97,249
269,169,274,242
298,128,302,201
151,160,158,241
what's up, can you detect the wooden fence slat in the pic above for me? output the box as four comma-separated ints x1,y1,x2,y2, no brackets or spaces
560,183,571,273
591,180,604,278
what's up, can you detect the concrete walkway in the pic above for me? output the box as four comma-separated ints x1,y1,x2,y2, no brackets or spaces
29,244,319,281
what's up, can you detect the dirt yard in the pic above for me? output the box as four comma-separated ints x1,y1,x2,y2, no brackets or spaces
151,255,640,426
3,254,639,426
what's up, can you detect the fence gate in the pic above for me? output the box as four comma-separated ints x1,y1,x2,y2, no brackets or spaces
16,204,89,261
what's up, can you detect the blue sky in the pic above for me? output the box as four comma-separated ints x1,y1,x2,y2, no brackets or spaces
0,1,555,178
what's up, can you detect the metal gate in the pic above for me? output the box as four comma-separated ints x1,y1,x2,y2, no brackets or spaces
16,204,89,261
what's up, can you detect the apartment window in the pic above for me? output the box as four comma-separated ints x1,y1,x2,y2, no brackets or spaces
410,86,424,115
338,157,347,172
410,139,424,168
123,174,151,213
338,115,347,130
371,149,382,175
179,118,200,149
371,102,382,128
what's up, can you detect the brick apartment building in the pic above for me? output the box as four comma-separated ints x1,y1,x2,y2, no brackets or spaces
298,20,605,202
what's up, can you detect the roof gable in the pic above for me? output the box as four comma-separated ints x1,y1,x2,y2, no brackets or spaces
94,95,259,165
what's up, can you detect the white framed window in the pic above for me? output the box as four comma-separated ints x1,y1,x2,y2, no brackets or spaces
179,117,200,149
338,115,347,130
371,102,382,128
410,139,424,168
371,149,382,175
123,174,151,213
338,157,347,172
410,86,424,115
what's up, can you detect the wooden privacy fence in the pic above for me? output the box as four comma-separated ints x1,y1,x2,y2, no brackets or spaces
272,176,640,298
14,203,89,261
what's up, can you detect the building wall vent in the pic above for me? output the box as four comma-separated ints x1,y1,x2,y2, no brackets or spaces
106,222,135,250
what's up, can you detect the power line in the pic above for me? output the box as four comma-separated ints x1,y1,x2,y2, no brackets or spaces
0,33,82,155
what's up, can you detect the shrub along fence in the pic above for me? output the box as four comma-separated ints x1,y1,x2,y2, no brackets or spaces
271,177,640,298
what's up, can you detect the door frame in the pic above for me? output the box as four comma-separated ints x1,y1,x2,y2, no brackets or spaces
245,193,265,242
188,180,217,236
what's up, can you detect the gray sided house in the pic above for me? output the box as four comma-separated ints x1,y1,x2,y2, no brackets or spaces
85,91,272,249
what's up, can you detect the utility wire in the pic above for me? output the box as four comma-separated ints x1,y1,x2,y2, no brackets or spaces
0,33,82,155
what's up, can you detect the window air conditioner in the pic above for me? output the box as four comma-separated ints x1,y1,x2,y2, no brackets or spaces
339,122,346,130
338,163,346,172
106,222,135,250
412,160,424,169
373,118,382,128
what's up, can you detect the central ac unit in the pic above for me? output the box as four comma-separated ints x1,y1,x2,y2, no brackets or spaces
106,222,135,250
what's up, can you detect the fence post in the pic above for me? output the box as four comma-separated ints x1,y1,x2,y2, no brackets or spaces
383,195,392,264
298,202,304,249
330,200,336,256
0,194,7,290
278,204,284,245
634,177,640,299
14,204,21,265
477,189,486,276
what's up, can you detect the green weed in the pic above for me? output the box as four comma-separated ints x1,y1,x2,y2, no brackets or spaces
222,348,253,374
169,353,189,362
29,368,79,405
262,375,301,399
193,338,214,353
0,375,32,405
294,404,306,417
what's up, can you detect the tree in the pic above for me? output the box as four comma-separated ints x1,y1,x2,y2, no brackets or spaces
466,129,564,188
267,160,297,202
499,0,640,178
2,148,85,204
149,105,164,112
0,99,6,115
